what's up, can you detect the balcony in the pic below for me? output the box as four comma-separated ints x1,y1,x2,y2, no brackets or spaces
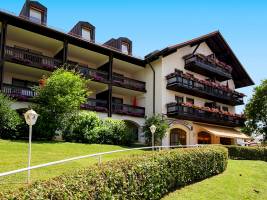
166,72,244,105
112,74,146,92
82,99,145,117
5,46,62,70
112,103,145,117
166,103,245,127
77,65,109,84
81,98,108,112
184,54,232,81
69,62,146,91
1,84,36,101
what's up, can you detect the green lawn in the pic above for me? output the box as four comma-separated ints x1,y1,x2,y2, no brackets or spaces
163,159,267,200
0,139,145,192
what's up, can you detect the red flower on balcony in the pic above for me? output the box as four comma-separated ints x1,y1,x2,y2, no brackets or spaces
174,102,245,119
39,75,47,87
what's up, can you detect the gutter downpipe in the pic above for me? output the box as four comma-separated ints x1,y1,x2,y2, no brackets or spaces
148,62,155,114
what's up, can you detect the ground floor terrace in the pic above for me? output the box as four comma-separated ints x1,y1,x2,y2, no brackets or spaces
162,119,249,146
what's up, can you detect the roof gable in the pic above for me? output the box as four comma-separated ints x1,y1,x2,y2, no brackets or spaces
145,31,254,88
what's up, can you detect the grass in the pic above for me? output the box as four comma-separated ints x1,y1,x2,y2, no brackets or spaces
0,139,145,192
163,159,267,200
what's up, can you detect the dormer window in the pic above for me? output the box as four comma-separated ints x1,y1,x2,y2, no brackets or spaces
121,42,129,54
29,7,42,23
81,27,91,41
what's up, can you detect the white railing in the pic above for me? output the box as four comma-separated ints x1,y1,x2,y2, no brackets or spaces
0,145,201,179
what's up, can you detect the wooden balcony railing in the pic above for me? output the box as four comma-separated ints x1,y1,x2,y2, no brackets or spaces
81,98,108,112
1,84,36,101
68,61,146,92
5,46,62,70
166,72,244,105
166,103,245,127
184,54,232,81
76,65,109,83
112,74,146,92
82,99,145,117
112,103,145,117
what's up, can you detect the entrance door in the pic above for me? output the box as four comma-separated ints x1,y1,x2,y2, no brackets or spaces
170,128,187,145
198,132,211,144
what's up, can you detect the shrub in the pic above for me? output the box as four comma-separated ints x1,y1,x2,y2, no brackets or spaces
225,145,267,161
87,118,135,145
0,93,21,139
63,111,101,143
1,146,228,200
63,115,136,145
143,114,169,145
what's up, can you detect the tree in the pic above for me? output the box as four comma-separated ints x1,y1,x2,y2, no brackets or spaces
143,114,169,145
0,92,21,138
33,68,89,139
243,79,267,141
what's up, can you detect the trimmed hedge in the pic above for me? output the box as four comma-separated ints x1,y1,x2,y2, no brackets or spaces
225,145,267,161
1,146,228,200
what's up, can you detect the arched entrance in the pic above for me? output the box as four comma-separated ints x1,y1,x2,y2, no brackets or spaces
170,128,187,145
198,132,211,144
124,120,139,142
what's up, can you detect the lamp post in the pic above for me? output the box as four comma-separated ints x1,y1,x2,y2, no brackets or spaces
149,124,156,151
24,109,38,184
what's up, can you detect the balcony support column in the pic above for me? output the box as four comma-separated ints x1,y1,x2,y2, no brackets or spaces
0,21,7,90
63,39,68,63
108,53,113,117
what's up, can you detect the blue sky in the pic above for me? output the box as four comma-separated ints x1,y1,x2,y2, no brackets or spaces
1,0,267,113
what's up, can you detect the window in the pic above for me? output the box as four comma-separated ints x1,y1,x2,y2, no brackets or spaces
81,27,91,41
175,96,183,104
12,79,37,97
112,97,123,111
12,79,36,88
220,137,232,145
222,106,228,112
170,128,187,145
121,42,129,54
186,97,194,105
113,73,124,83
29,7,42,23
112,97,123,104
205,102,213,108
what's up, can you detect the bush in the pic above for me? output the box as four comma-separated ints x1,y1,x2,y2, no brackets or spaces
225,145,267,161
63,114,136,146
1,146,228,200
88,118,135,145
0,93,21,139
63,111,101,143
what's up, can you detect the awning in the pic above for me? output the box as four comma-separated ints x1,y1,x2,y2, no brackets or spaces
194,124,250,139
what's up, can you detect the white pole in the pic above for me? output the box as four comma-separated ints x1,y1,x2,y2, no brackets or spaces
27,125,32,184
98,155,102,166
152,132,154,151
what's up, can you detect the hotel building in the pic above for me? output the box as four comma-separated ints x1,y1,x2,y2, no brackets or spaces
0,1,253,145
